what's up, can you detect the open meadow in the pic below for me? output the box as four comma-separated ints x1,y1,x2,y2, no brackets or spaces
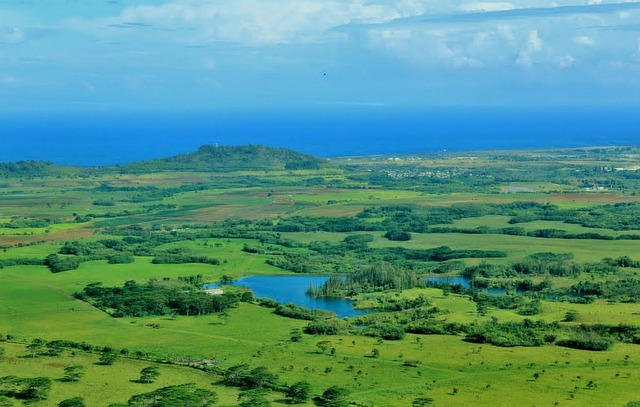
1,145,640,406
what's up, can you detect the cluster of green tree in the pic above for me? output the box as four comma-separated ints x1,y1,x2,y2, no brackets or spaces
0,216,56,228
471,292,542,315
178,200,640,242
221,364,318,405
0,160,57,177
465,319,555,347
0,257,44,269
0,375,51,403
44,238,221,272
75,280,244,317
570,278,640,302
107,383,218,407
307,264,425,297
273,303,335,321
361,323,406,340
151,252,220,266
367,294,431,311
556,336,613,351
303,319,350,335
461,255,632,288
121,144,326,173
15,337,144,362
264,235,505,275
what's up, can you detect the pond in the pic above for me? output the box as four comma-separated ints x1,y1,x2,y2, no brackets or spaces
205,275,367,318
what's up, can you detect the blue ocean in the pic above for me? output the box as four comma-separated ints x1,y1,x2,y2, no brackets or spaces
1,107,638,166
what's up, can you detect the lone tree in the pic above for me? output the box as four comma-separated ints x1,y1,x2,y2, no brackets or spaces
317,385,350,407
412,397,435,406
98,350,118,365
63,365,85,382
290,328,303,342
58,397,86,407
286,381,311,404
316,340,332,354
238,388,270,407
138,366,161,383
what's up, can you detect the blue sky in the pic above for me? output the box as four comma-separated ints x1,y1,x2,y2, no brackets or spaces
1,0,640,113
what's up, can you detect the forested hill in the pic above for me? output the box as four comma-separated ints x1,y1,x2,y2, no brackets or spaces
121,144,327,172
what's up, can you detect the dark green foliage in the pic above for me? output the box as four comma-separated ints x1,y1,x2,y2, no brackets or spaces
138,366,160,383
0,258,44,269
0,160,55,177
107,254,135,264
92,199,116,206
274,304,335,321
222,365,279,390
58,397,86,407
308,263,424,297
127,383,217,406
556,337,613,351
45,254,81,273
78,280,241,317
0,376,51,403
151,253,219,266
98,350,118,365
465,319,550,347
62,365,84,382
290,328,303,342
1,216,52,229
383,230,412,241
564,310,580,322
122,144,326,173
238,389,270,407
512,252,581,277
304,319,348,335
317,385,350,407
362,323,406,340
286,381,311,404
412,396,435,406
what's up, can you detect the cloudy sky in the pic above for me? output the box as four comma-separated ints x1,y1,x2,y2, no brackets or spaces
1,0,640,113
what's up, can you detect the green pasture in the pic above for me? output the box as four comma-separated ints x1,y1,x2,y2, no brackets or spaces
2,304,639,406
0,342,241,407
279,230,640,263
1,260,640,406
370,232,640,263
3,147,640,406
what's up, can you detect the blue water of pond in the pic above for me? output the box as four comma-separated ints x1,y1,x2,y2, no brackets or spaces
205,275,366,318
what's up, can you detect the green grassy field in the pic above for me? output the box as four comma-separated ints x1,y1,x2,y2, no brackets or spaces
2,146,640,406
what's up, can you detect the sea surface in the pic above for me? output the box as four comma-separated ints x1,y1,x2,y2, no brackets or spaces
1,107,638,166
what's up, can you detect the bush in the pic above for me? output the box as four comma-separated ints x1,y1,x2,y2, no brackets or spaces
107,254,134,264
556,337,613,351
384,230,412,241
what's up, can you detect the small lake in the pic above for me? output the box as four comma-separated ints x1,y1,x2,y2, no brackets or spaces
205,275,367,318
205,275,518,318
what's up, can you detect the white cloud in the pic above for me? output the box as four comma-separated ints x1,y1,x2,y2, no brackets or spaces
0,26,24,43
527,29,542,52
460,2,515,13
0,74,20,85
575,35,594,45
516,30,542,67
70,0,428,45
558,54,575,68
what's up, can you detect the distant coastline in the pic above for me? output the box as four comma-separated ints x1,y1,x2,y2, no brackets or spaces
2,107,638,166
